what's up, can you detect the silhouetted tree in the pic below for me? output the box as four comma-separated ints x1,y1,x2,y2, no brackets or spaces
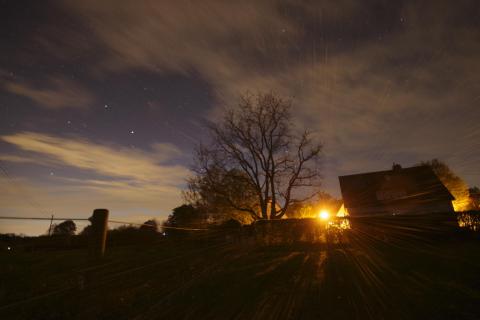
421,159,473,211
162,205,207,237
284,201,308,218
107,225,143,246
469,186,480,194
80,224,92,236
163,205,204,229
469,186,480,210
185,168,257,224
140,219,159,233
52,220,76,236
192,92,322,220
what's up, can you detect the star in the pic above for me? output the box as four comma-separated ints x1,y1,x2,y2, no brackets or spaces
130,130,135,134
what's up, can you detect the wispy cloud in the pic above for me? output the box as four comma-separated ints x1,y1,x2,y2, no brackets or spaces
0,132,190,234
3,76,94,109
1,132,188,184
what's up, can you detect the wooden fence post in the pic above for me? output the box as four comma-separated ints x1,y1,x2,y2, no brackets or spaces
89,208,109,259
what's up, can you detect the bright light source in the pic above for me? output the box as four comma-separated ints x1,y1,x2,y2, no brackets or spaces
318,210,330,220
7,246,11,251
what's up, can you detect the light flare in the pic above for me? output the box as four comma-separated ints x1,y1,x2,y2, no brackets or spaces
318,209,330,220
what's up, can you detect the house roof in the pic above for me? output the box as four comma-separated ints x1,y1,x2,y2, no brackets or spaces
339,165,454,209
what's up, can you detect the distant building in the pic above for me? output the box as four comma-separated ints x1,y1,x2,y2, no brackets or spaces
339,164,455,216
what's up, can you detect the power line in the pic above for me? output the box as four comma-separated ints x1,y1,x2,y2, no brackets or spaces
0,216,90,221
108,219,208,231
0,216,209,231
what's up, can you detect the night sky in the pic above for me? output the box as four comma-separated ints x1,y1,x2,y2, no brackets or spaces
1,0,479,235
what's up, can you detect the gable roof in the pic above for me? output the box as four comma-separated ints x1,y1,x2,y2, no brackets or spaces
339,165,454,209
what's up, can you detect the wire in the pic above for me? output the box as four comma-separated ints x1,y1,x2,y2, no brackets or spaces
0,216,89,221
108,219,208,231
0,216,209,231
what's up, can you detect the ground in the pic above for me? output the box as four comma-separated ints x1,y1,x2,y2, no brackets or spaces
0,230,479,319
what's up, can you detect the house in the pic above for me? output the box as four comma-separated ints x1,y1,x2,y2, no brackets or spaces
338,164,455,217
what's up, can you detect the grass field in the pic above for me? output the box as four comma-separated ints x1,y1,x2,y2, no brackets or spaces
1,228,480,319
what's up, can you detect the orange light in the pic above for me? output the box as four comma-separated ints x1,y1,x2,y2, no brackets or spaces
318,210,330,220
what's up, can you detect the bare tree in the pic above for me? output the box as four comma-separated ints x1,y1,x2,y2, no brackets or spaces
191,92,322,220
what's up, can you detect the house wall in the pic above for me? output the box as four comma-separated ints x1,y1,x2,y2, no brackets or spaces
346,200,458,233
347,200,454,217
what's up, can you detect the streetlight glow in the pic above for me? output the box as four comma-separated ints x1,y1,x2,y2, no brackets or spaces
319,210,330,220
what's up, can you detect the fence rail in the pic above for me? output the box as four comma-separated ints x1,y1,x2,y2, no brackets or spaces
1,210,479,254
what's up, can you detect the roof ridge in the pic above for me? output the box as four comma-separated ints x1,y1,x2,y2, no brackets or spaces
339,165,429,178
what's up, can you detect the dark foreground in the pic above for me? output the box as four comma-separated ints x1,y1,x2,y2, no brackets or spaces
1,229,480,320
